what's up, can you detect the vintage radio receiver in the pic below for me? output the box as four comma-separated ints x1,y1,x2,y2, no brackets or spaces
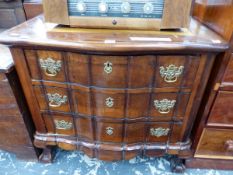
43,0,193,30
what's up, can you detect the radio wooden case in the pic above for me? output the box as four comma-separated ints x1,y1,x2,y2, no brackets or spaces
43,0,193,30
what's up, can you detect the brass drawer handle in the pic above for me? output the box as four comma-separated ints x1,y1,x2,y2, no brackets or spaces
104,61,113,74
47,93,68,108
160,64,184,83
40,58,62,77
106,97,114,108
225,140,233,152
55,120,73,130
106,127,114,135
154,99,176,114
150,127,170,137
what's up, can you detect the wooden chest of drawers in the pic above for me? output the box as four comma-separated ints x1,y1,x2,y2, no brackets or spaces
0,15,228,172
0,46,39,160
185,0,233,170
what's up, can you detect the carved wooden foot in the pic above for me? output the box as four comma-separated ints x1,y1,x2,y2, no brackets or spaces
170,156,186,173
39,147,53,163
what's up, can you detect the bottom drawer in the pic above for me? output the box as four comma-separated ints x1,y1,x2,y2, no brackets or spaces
195,128,233,160
43,113,183,144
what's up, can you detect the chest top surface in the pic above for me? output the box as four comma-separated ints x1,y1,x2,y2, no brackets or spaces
0,15,228,53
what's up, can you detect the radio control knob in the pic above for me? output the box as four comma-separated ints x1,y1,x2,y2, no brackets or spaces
121,2,131,13
76,2,86,13
143,3,154,14
99,2,108,13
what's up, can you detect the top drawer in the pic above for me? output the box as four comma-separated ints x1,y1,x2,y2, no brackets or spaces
25,50,200,89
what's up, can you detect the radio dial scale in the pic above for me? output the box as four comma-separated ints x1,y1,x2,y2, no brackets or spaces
69,0,163,18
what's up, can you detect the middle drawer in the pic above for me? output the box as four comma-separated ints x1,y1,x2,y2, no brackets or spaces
34,86,190,121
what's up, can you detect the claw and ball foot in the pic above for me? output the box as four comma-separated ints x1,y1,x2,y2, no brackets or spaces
170,156,186,173
39,147,53,163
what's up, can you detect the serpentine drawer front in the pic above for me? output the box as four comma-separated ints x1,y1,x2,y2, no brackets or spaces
27,49,210,160
0,16,228,168
34,85,190,120
26,50,199,88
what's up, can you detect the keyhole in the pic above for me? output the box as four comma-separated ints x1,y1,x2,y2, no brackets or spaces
112,20,117,25
104,61,113,74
